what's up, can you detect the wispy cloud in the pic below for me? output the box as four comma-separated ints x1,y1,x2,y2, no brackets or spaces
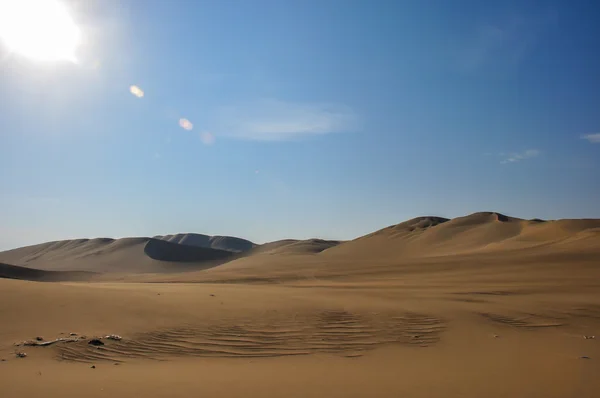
581,133,600,144
199,131,215,145
216,99,358,141
457,13,555,73
500,149,540,164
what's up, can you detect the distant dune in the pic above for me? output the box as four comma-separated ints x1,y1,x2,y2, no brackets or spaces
323,212,600,259
154,233,255,253
144,238,236,262
0,236,237,274
1,212,599,279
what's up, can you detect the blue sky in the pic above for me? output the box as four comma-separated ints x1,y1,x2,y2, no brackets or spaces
1,0,599,249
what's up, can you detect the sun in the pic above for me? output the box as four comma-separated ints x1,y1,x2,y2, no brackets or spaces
0,0,81,63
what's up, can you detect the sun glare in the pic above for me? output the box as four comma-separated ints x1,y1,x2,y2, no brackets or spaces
0,0,81,62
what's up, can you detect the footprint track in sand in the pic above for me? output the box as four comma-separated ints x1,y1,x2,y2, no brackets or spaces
54,310,446,362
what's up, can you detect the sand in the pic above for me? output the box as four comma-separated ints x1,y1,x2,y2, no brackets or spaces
1,212,599,397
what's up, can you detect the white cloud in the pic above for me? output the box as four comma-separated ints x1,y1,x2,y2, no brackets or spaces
581,133,600,143
216,99,358,141
500,149,540,164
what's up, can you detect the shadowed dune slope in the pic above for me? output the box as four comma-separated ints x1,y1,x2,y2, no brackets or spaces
0,262,94,281
154,233,255,253
144,238,236,262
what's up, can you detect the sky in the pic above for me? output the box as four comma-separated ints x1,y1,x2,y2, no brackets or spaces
0,0,599,250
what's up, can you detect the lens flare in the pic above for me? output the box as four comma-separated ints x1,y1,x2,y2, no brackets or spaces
179,118,193,131
129,85,144,98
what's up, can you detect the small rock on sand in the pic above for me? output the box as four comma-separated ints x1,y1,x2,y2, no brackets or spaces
15,352,27,358
91,365,96,369
35,337,43,341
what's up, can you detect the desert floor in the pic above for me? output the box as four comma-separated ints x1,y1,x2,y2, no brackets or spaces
2,269,599,397
1,214,599,397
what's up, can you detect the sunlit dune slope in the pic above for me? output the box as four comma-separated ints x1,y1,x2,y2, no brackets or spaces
323,212,600,259
251,238,342,255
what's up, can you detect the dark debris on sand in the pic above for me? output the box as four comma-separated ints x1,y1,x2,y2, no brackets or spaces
88,339,104,346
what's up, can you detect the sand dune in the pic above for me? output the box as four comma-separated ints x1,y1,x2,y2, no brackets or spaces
323,212,600,259
1,212,599,279
1,212,599,397
143,238,236,262
154,233,255,253
0,237,237,274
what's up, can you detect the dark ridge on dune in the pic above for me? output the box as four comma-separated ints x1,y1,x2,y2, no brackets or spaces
0,262,95,282
398,216,450,231
529,218,546,223
154,233,256,253
208,235,256,252
143,238,236,263
281,239,341,254
89,237,116,244
358,216,449,239
493,212,509,222
307,238,341,245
